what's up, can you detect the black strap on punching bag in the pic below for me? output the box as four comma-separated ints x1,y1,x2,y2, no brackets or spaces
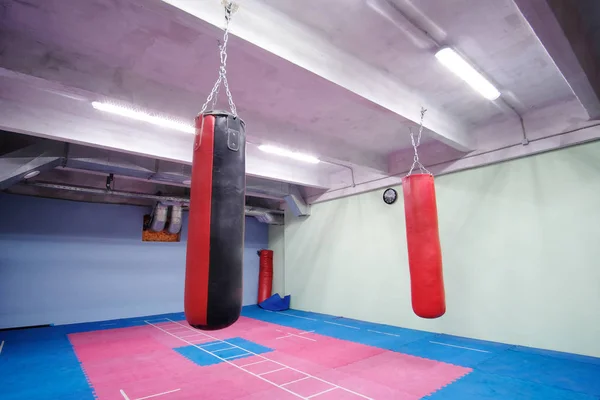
185,111,246,330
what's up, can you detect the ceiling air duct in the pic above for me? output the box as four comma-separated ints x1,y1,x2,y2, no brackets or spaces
149,203,168,232
22,182,284,224
166,205,183,234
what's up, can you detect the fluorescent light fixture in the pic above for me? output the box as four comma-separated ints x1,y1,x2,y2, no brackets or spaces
435,47,501,100
91,101,195,134
23,170,40,179
258,145,320,164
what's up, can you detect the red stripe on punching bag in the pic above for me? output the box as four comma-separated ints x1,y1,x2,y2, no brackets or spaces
401,174,446,319
185,114,215,327
258,250,273,303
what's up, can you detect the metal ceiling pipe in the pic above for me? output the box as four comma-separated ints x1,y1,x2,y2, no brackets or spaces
26,182,190,204
24,182,284,218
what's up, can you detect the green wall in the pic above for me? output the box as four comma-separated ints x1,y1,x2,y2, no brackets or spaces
271,140,600,357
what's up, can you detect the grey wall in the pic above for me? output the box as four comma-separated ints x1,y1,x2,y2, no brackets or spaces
0,193,268,328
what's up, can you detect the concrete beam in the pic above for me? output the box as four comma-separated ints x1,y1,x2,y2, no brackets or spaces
309,100,600,204
0,30,388,174
0,72,330,189
245,176,294,200
0,140,64,190
513,0,600,119
65,144,157,180
284,185,311,217
161,0,475,151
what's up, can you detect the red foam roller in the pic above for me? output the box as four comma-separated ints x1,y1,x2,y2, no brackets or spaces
401,174,446,319
257,249,273,303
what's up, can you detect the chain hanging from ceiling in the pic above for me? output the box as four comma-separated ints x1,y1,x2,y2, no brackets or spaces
406,107,432,176
199,1,239,117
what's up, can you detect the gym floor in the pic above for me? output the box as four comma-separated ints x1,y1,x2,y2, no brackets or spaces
2,306,599,400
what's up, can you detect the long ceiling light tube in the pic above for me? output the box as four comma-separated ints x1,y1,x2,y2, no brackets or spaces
366,0,501,101
91,101,195,134
258,144,320,164
435,47,501,100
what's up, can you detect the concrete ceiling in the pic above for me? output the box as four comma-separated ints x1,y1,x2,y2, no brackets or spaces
262,0,574,121
1,0,600,205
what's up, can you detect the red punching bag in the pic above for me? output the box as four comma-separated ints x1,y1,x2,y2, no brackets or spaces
257,250,273,303
402,173,445,319
185,111,246,330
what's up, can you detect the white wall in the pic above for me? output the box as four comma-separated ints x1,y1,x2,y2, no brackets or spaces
279,141,600,358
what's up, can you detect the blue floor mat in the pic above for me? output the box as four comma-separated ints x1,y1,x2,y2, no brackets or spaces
242,305,600,399
397,336,504,368
3,307,599,400
477,350,600,396
174,337,273,367
0,328,95,400
426,371,599,400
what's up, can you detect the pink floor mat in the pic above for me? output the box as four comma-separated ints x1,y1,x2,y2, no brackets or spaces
69,317,470,399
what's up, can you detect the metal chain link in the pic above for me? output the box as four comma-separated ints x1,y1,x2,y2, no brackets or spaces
200,1,238,117
406,107,432,176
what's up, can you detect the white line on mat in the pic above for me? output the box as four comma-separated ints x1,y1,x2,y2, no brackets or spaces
136,388,181,400
120,389,131,400
224,353,250,360
324,321,360,330
368,329,401,337
308,387,337,398
146,319,372,399
145,321,305,399
258,367,288,376
281,376,310,386
239,360,268,368
275,334,292,340
276,332,317,342
0,340,4,355
429,341,490,353
275,312,317,321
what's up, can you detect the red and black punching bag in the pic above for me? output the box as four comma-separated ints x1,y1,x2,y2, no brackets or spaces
257,249,273,303
185,111,246,330
402,174,445,319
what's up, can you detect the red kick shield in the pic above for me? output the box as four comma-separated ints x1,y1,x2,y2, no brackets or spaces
402,174,446,319
185,111,246,330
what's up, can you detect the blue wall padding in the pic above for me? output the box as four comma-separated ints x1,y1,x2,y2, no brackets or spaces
174,337,273,366
258,293,291,311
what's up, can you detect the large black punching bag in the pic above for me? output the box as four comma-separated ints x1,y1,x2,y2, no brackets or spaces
185,111,246,330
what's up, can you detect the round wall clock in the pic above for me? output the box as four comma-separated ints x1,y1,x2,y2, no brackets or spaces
383,188,397,205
